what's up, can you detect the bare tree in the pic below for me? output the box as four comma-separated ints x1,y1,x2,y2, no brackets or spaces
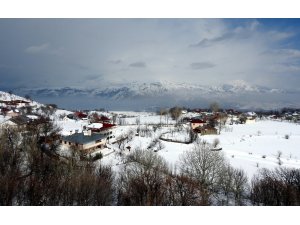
231,168,248,205
178,140,227,205
158,108,169,126
117,149,169,205
212,138,220,148
169,107,182,124
209,102,220,113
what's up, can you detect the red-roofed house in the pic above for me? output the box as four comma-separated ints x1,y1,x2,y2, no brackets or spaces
87,122,116,140
74,111,88,120
190,119,206,129
99,115,110,122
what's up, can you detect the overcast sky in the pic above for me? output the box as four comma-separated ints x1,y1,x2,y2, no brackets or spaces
1,19,300,90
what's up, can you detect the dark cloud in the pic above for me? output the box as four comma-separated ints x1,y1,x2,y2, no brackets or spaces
85,74,102,80
129,61,146,68
190,62,215,70
190,34,233,47
109,59,122,64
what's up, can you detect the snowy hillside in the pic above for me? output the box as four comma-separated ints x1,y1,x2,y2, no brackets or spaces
0,91,42,107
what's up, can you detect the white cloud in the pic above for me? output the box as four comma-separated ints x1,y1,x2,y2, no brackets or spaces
25,43,50,54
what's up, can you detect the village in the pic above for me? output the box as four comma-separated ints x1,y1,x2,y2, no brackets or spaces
1,92,300,171
1,90,300,206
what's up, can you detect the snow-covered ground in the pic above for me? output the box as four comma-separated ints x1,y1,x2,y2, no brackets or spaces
200,120,300,178
55,118,89,136
112,111,176,125
100,117,300,180
6,102,297,180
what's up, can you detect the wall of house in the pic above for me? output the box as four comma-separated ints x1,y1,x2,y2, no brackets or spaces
246,119,256,124
201,129,218,135
6,112,19,117
191,123,204,130
61,138,107,152
83,139,106,151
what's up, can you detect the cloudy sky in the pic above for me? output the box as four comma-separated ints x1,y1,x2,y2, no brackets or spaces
1,19,300,90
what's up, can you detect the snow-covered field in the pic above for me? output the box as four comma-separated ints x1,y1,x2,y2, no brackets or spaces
100,116,300,179
200,120,300,178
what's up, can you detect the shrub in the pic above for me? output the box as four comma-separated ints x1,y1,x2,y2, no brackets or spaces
93,152,103,161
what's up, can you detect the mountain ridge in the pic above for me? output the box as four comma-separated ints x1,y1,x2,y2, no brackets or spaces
14,80,287,99
5,80,300,110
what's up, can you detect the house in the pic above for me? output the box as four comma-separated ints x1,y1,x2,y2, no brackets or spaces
245,117,256,124
190,118,206,129
0,100,30,107
6,109,20,117
181,110,188,114
87,122,116,140
60,131,107,152
74,111,88,120
194,125,218,135
99,115,110,123
0,115,30,129
292,112,300,121
229,115,240,125
67,113,75,120
245,112,257,124
0,107,10,115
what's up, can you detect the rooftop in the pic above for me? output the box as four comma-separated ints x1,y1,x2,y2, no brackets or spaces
62,132,106,145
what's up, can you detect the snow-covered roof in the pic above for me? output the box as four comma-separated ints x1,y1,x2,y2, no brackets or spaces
87,123,103,129
247,112,256,116
26,115,39,120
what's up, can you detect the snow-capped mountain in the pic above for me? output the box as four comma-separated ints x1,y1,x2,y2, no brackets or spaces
9,80,300,110
16,80,285,99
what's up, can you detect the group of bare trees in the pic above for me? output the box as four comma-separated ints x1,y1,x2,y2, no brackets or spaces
0,122,114,206
115,140,249,206
251,167,300,205
178,140,249,205
157,107,183,126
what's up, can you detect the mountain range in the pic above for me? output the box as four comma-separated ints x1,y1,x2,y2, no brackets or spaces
15,80,285,98
8,80,300,110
